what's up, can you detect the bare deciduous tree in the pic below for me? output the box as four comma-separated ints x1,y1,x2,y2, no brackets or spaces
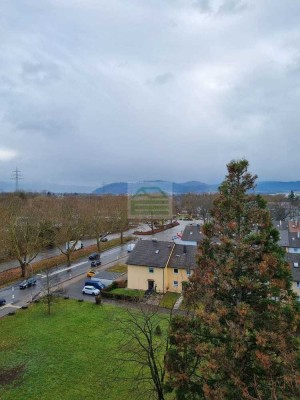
113,305,172,400
54,197,86,267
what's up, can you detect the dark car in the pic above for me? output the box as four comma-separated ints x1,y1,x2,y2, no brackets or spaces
85,280,105,291
19,277,37,290
0,298,6,307
91,260,101,267
88,252,100,261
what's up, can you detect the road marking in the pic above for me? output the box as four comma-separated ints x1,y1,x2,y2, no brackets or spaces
40,261,87,278
1,304,21,309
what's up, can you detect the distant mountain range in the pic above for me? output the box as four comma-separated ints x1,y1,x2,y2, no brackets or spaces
93,181,212,195
0,180,299,195
93,181,300,195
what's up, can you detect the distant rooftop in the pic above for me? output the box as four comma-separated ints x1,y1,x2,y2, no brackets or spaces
181,225,203,242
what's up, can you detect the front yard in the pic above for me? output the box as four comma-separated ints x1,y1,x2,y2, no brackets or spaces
159,292,180,309
0,299,169,400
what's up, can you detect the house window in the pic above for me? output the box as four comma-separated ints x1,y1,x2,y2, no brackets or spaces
174,268,178,274
173,280,178,287
186,269,191,276
149,267,154,273
294,262,299,268
297,282,300,289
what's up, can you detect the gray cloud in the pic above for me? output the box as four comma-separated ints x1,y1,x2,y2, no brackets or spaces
0,0,300,190
193,0,212,13
149,73,175,86
218,0,248,14
21,62,61,84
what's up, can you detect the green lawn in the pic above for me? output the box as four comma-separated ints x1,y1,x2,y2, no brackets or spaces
0,300,168,400
159,292,180,309
106,263,127,273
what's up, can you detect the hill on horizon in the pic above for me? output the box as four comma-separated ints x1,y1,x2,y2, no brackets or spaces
93,180,300,195
92,181,211,195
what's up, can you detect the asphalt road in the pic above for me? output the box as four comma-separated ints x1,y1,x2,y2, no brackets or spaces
0,243,129,317
0,220,201,317
0,230,135,274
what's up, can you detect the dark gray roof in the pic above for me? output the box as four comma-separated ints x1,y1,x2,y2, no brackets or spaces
126,240,173,268
288,232,300,248
278,230,289,247
169,244,197,269
286,253,300,281
181,225,203,242
273,220,289,231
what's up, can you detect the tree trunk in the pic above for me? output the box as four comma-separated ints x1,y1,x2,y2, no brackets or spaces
96,237,101,253
67,252,71,267
21,262,27,278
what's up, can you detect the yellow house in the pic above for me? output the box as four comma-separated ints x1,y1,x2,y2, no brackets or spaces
286,253,300,301
127,239,197,293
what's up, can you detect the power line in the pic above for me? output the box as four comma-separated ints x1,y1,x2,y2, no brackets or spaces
11,167,23,192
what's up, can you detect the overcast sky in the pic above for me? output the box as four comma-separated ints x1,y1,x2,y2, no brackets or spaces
0,0,300,190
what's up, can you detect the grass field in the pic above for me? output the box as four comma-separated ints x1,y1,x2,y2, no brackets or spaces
159,292,180,309
106,263,127,273
0,299,169,400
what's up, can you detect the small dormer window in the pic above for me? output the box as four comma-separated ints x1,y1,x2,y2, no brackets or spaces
155,250,159,254
294,262,299,268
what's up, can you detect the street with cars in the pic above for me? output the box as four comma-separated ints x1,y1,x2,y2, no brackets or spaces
0,220,200,316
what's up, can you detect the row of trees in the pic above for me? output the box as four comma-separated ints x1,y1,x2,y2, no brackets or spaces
174,193,216,222
0,194,129,277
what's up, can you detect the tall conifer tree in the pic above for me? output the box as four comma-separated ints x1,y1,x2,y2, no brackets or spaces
166,160,300,400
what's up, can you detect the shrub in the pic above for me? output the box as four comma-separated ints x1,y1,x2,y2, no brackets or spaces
155,325,162,336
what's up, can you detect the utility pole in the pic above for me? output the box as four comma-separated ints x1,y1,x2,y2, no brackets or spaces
11,167,23,192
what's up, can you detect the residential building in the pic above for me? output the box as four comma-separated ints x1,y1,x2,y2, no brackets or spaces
126,239,197,293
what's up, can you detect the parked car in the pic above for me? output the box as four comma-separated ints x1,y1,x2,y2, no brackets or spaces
85,280,105,290
101,237,108,242
88,252,100,261
19,277,37,290
87,270,96,278
0,298,6,307
127,243,135,252
91,260,101,268
82,285,100,296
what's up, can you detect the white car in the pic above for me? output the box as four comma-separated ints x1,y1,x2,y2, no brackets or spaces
82,285,100,296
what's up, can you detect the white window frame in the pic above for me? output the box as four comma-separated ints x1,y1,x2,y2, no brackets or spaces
149,267,154,274
173,280,178,287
